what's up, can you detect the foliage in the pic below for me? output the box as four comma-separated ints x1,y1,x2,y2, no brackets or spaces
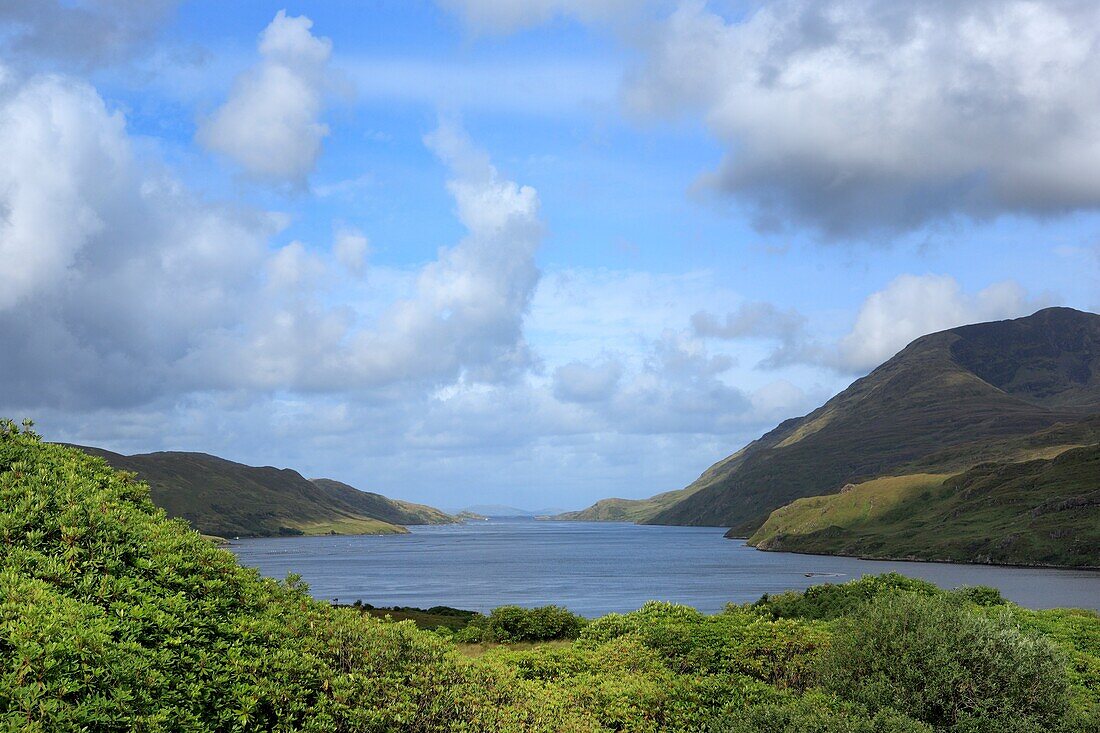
350,603,481,631
1,423,1094,732
750,572,942,620
821,591,1070,731
454,605,586,643
719,691,933,733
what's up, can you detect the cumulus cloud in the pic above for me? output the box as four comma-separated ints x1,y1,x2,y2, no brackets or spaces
438,0,638,34
0,70,543,408
0,73,272,409
333,228,370,275
691,302,805,342
553,359,623,403
197,10,332,184
0,0,177,70
835,274,1040,370
627,0,1100,237
690,275,1040,374
692,301,811,369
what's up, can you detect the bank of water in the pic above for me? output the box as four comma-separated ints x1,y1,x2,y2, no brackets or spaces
230,518,1100,615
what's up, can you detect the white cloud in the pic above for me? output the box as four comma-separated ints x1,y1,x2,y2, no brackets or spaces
0,73,272,409
553,359,623,403
836,274,1040,370
691,301,804,342
438,0,637,34
0,67,545,408
333,228,370,275
626,0,1100,237
689,274,1042,374
197,10,331,184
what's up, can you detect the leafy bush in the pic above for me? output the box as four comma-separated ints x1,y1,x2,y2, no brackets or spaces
721,691,933,733
579,601,827,689
455,604,586,643
750,572,941,620
949,585,1007,606
821,591,1070,731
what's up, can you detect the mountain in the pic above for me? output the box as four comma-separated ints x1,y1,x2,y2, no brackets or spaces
310,478,454,526
460,504,566,517
554,486,703,522
72,447,454,538
562,308,1100,559
749,443,1100,567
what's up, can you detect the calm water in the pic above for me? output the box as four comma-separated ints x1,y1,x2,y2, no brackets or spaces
229,519,1100,615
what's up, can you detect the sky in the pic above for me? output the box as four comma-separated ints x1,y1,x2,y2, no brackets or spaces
1,0,1098,511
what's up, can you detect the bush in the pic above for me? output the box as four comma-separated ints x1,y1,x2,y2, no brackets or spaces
750,572,941,621
721,692,933,733
452,604,586,644
821,591,1070,731
949,585,1007,606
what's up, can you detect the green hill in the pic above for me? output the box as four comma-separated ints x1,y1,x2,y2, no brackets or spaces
563,307,1100,565
750,444,1100,567
72,446,454,537
310,478,455,526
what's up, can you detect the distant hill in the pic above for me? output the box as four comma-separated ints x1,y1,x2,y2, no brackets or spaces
460,504,565,517
310,478,454,526
561,307,1100,565
71,447,455,538
750,443,1100,567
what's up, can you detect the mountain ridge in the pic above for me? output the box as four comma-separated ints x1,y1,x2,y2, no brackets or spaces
558,307,1100,566
70,446,455,538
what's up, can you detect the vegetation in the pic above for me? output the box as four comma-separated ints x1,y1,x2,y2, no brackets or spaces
349,603,481,631
451,606,586,644
74,445,454,537
566,307,1100,567
3,424,1097,731
750,445,1100,567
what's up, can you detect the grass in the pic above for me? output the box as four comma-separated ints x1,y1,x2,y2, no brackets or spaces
749,444,1100,567
750,473,951,547
454,640,574,658
295,517,408,535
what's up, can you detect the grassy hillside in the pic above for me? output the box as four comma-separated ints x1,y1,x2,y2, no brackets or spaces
311,478,456,525
4,423,1097,731
554,485,700,522
750,444,1100,567
565,308,1100,547
74,446,412,537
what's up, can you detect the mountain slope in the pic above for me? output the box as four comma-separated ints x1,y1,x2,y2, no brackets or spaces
310,478,454,525
565,308,1100,541
72,447,452,537
650,307,1100,536
749,443,1100,567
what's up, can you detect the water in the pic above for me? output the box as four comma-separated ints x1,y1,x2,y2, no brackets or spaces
229,519,1100,615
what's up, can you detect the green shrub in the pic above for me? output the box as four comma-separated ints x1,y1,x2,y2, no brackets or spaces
460,604,586,643
749,573,941,621
720,692,933,733
949,585,1007,606
821,591,1070,731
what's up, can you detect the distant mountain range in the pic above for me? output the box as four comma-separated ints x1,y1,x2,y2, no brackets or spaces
558,307,1100,567
72,447,456,538
458,504,566,518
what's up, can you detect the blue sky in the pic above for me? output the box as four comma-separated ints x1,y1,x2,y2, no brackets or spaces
1,1,1098,510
